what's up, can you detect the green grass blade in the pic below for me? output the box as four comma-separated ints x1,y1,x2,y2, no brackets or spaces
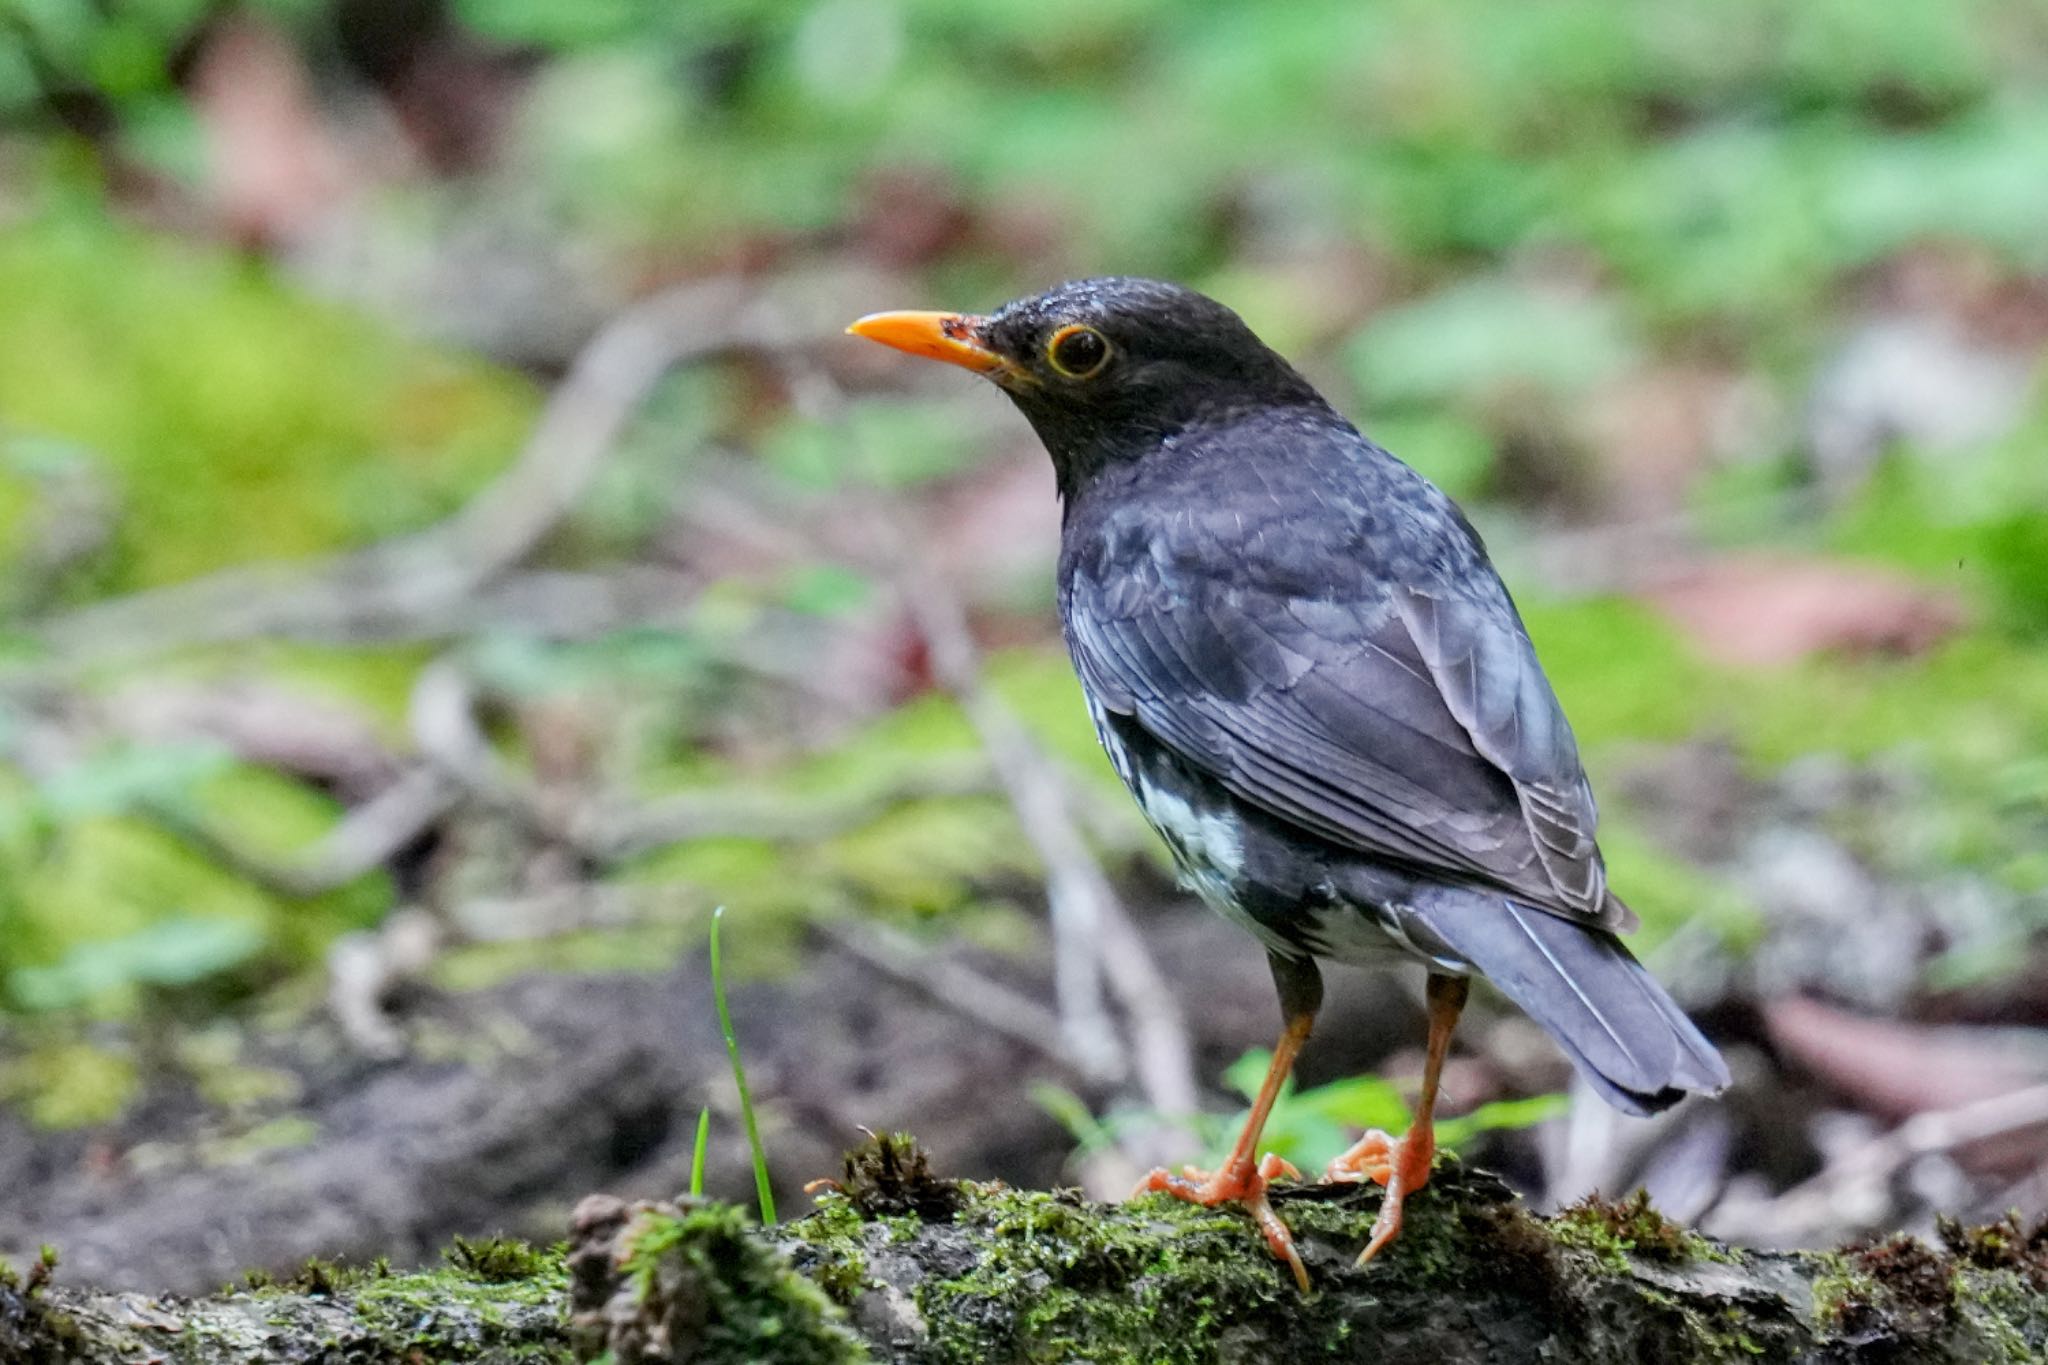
689,1105,711,1198
711,906,776,1224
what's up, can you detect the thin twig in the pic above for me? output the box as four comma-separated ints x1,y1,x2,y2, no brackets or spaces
286,767,464,891
771,335,1199,1127
579,761,995,859
1724,1083,2048,1244
896,574,1126,1078
900,569,1197,1120
175,740,990,902
812,918,1104,1080
32,279,764,663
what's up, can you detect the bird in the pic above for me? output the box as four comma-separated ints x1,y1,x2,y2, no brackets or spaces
847,277,1728,1290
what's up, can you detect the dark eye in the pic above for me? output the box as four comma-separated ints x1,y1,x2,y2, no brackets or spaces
1046,324,1110,378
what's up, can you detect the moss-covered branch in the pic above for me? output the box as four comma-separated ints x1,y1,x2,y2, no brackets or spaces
6,1141,2047,1364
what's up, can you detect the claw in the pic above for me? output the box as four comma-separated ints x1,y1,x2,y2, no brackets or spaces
1134,1152,1310,1292
1260,1152,1303,1182
1329,1127,1436,1266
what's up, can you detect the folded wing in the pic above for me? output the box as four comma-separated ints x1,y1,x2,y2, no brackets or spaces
1064,500,1629,933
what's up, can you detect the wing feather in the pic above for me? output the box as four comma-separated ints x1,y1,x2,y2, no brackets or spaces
1066,505,1629,931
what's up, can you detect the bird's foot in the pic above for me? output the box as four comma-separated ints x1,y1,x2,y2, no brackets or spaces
1133,1152,1309,1291
1321,1126,1435,1264
1321,1128,1398,1185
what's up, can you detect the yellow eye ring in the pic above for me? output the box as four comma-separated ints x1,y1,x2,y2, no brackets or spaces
1046,324,1111,379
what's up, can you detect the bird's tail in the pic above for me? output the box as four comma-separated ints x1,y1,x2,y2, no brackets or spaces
1404,890,1729,1116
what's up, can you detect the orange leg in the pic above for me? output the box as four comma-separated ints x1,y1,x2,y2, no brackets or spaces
1323,972,1469,1264
1134,1009,1314,1291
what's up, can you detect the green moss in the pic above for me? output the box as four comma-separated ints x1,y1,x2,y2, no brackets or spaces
1510,585,2048,977
1590,815,1762,950
188,763,394,962
0,207,533,594
1802,1230,2048,1361
286,1258,347,1297
5,815,269,1009
0,1040,138,1128
1551,1189,1713,1269
1739,636,2048,774
178,1025,302,1111
431,920,704,993
1,772,396,1018
605,653,1148,950
1952,1268,2048,1362
243,643,437,740
987,650,1130,787
304,1245,569,1361
1520,598,1715,747
926,1188,1239,1365
821,1131,967,1223
1690,1306,1772,1360
606,1202,866,1365
805,1238,869,1310
1939,1212,2048,1288
1810,1249,1887,1331
177,1115,324,1170
778,1161,1568,1365
823,796,1040,916
445,1235,556,1283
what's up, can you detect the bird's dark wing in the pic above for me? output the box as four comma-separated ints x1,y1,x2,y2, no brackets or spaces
1064,493,1629,932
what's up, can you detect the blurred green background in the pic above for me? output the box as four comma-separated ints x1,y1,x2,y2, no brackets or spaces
1,0,2046,1279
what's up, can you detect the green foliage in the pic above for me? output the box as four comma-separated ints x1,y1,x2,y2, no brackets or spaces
0,739,391,1017
1515,580,2048,951
1824,414,2048,636
0,0,211,173
2,812,266,1013
7,917,264,1012
1039,1052,1565,1177
765,397,982,493
606,650,1142,974
1517,598,1714,746
824,796,1040,913
692,1106,713,1198
712,906,778,1225
1349,278,1639,405
417,0,2048,311
1364,412,1500,502
1204,1047,1566,1172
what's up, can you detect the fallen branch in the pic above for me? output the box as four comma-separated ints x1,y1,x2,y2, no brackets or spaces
1720,1083,2048,1249
10,1150,2046,1363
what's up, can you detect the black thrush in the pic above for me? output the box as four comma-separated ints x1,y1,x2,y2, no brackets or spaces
849,277,1729,1290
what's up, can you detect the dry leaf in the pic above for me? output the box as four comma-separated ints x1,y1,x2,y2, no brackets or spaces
1646,553,1965,668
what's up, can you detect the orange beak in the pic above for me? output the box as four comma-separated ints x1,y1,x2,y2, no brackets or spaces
846,310,1014,378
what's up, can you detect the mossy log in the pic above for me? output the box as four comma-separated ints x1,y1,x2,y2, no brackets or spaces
4,1143,2046,1364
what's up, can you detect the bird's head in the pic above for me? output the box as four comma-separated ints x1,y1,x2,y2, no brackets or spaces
849,277,1324,495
